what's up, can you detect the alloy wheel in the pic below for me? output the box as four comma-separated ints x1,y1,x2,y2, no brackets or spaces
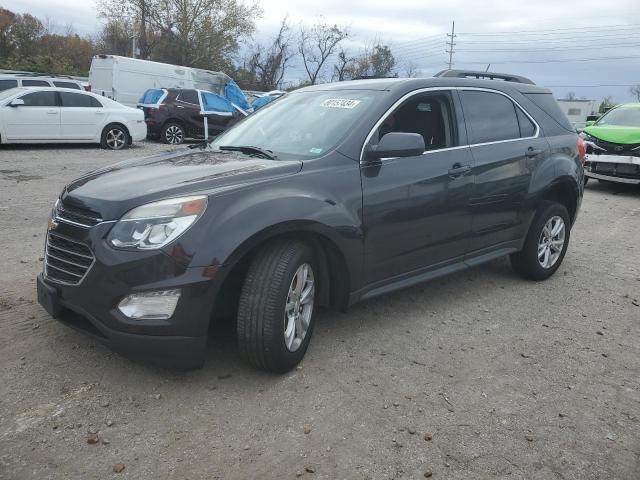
284,263,315,352
165,125,184,144
106,128,126,150
537,215,565,269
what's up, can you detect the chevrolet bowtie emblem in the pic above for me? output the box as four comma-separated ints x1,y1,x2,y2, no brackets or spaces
47,219,59,231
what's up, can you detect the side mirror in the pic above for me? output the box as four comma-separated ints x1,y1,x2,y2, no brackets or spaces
585,120,595,127
9,98,25,107
365,132,425,160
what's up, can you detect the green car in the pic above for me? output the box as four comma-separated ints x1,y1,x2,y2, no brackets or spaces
581,103,640,185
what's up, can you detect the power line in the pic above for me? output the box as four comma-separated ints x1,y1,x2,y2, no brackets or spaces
457,42,640,52
457,23,640,35
458,33,640,44
457,55,640,65
546,84,638,88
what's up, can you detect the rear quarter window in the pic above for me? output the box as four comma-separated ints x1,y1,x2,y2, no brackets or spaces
523,93,574,132
54,81,81,89
22,79,51,87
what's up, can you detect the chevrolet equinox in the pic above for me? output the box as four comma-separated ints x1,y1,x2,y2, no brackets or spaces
37,70,585,372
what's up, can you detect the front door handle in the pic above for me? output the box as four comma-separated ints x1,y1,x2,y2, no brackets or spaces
448,163,471,178
46,109,58,115
526,147,542,157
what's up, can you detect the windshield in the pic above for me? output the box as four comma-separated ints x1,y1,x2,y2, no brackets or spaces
596,107,640,127
0,87,25,102
211,90,382,158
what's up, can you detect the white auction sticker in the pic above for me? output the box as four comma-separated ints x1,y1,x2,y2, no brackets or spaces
320,99,361,109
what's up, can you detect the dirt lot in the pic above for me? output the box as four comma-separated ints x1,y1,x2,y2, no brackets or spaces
0,142,639,480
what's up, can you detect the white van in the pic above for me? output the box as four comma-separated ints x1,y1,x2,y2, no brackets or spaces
88,55,232,107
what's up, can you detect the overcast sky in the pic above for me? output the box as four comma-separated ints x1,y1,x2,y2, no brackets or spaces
4,0,640,101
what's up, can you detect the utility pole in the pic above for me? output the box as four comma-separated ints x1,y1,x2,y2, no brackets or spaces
446,21,456,70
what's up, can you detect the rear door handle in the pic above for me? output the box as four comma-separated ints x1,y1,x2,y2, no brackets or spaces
46,109,58,115
448,163,471,178
526,147,542,157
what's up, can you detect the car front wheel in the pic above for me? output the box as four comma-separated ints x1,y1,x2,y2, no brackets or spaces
237,241,317,372
511,201,571,280
101,125,129,150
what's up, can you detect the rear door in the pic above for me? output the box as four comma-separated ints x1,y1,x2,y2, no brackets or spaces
59,92,104,140
2,90,60,140
459,89,548,252
175,90,203,136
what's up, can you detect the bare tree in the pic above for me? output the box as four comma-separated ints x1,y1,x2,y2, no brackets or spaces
401,60,419,78
565,91,577,101
629,84,640,102
332,48,354,81
298,18,348,84
247,17,294,91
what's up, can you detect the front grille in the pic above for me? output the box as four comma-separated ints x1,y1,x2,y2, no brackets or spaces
591,139,640,156
45,232,94,285
56,202,102,228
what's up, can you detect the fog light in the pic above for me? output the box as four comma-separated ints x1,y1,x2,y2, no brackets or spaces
117,289,181,320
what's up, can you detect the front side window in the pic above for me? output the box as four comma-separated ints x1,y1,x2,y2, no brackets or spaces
22,79,50,87
374,92,457,151
20,91,58,107
212,90,382,159
54,81,81,90
460,91,521,144
0,79,18,91
59,92,98,108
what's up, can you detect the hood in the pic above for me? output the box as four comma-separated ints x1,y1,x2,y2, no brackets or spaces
583,125,640,145
62,147,302,220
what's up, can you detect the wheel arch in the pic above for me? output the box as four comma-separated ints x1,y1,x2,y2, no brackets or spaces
211,221,352,327
540,177,580,225
101,122,131,146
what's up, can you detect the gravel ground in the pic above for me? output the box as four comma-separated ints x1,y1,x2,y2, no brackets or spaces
0,143,639,480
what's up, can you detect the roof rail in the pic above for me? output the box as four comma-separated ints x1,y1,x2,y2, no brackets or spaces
353,75,398,80
434,69,535,85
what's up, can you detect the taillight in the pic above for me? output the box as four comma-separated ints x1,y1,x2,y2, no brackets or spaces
577,137,586,164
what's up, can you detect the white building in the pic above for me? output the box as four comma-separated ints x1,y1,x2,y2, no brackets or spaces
556,99,600,130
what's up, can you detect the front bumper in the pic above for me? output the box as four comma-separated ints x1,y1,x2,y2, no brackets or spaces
584,154,640,184
36,220,226,369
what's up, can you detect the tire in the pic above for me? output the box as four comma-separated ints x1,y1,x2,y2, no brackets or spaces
161,122,185,145
510,201,571,281
584,176,589,186
237,241,317,373
101,124,129,150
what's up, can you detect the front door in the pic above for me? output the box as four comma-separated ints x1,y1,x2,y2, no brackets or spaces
3,90,60,140
458,89,549,252
361,90,475,285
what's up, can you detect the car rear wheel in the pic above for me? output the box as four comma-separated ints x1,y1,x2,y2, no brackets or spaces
236,241,317,372
161,122,185,145
510,201,571,281
101,124,129,150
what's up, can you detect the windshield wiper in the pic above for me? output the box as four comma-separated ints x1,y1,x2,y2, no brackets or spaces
218,145,277,160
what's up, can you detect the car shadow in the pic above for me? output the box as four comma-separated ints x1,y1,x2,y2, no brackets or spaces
585,180,640,197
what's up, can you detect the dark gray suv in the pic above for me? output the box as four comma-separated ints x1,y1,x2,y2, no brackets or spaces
37,70,585,372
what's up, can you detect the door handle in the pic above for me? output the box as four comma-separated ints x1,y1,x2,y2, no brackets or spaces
526,147,542,157
95,111,105,115
46,110,58,115
448,163,471,178
177,105,185,109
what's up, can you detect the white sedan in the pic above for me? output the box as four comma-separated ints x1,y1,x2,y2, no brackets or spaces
0,87,146,150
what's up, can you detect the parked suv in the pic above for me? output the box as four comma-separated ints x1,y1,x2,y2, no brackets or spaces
37,70,584,372
0,73,84,92
140,88,242,144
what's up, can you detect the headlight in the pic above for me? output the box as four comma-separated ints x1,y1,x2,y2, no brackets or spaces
107,195,207,250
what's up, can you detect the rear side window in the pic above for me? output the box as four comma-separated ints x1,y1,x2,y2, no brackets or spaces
20,91,58,107
60,92,101,107
460,91,520,144
516,108,536,137
523,93,574,132
0,79,18,91
177,90,199,105
22,79,51,87
54,81,80,90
